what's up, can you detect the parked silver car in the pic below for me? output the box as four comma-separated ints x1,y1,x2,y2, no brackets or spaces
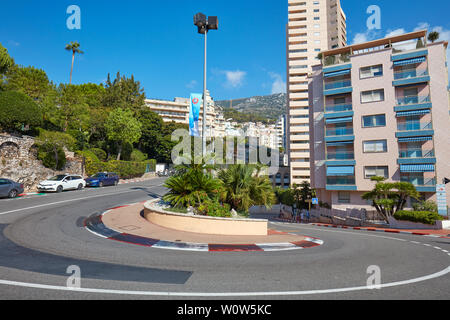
0,178,24,199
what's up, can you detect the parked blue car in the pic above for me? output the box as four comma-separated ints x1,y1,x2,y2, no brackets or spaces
0,178,24,199
85,172,119,187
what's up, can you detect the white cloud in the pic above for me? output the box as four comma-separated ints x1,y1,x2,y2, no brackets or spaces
186,80,198,89
223,70,246,88
351,30,380,45
269,72,286,94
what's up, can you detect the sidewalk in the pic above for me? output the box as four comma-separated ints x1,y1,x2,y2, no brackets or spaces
101,203,308,244
275,218,450,238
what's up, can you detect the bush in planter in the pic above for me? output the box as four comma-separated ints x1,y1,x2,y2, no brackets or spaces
197,200,232,218
89,148,107,161
394,210,444,225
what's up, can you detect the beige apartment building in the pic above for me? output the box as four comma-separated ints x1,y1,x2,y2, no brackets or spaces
309,30,450,211
145,90,217,137
286,0,347,186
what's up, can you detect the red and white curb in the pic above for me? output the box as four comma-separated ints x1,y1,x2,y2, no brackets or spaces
274,219,450,239
118,178,157,185
84,204,324,252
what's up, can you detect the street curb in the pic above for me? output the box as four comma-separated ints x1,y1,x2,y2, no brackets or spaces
84,205,324,252
275,218,450,239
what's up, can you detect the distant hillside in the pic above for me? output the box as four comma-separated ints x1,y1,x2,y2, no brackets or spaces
216,93,287,123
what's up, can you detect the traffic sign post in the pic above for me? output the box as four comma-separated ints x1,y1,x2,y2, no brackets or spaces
436,185,447,217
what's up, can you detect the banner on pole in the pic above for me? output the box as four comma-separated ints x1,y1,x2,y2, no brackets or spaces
189,93,202,137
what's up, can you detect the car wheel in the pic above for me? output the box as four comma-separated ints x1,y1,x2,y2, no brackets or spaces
77,184,83,190
8,189,18,199
56,186,63,193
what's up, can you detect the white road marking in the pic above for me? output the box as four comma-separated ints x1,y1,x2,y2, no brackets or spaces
0,266,448,297
0,184,165,216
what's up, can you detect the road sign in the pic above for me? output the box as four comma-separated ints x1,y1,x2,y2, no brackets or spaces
312,198,319,205
436,184,447,216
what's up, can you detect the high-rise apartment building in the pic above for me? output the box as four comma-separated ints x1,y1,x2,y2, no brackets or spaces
309,30,450,211
286,0,347,186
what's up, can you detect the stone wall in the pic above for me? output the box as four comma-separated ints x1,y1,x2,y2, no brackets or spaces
0,134,84,192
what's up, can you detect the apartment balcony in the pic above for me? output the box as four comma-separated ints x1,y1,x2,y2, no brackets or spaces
392,69,430,87
326,177,357,191
395,121,434,139
323,80,352,96
394,95,432,112
326,127,354,137
326,152,356,166
325,103,352,113
400,177,436,193
398,149,436,165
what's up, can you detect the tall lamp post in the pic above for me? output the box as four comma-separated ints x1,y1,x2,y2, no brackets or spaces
194,13,218,157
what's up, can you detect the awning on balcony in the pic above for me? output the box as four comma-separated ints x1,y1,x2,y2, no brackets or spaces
325,117,353,124
324,69,351,78
400,164,435,173
327,166,355,176
326,141,354,147
398,136,433,142
393,57,426,67
396,109,431,117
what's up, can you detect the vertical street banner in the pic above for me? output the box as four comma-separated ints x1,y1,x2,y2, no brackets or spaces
189,93,202,137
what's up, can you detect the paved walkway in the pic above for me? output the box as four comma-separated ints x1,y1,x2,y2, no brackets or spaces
275,218,450,238
101,203,308,244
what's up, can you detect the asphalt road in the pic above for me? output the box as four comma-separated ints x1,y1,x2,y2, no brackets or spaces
0,178,448,300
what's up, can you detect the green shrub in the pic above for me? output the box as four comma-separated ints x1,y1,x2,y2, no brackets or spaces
83,158,156,179
413,200,438,213
130,149,147,162
89,148,107,161
37,142,66,170
0,91,42,132
394,210,444,225
197,200,232,218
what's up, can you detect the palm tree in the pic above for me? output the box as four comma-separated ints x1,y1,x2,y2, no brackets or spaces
428,31,440,43
218,164,276,212
163,169,221,209
65,41,84,84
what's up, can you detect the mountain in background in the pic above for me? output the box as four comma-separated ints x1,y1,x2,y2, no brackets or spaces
215,93,287,123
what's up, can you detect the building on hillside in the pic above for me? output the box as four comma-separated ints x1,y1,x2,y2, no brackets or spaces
309,29,450,211
286,0,347,187
145,90,217,137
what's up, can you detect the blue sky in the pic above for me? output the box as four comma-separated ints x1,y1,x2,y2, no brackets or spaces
1,0,449,101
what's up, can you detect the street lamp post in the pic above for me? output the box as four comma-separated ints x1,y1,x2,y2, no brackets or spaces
194,13,218,158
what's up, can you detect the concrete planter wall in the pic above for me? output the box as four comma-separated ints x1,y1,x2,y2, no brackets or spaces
388,216,450,230
144,200,268,236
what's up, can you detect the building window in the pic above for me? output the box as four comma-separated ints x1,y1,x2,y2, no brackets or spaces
364,166,389,179
338,192,351,204
362,114,386,128
363,140,388,153
361,89,385,103
360,65,383,79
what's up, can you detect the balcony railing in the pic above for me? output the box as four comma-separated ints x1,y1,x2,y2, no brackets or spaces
399,149,435,159
397,122,432,132
327,177,356,185
394,69,428,80
327,152,355,160
326,127,354,136
325,103,353,113
396,95,431,106
400,177,436,187
324,80,352,90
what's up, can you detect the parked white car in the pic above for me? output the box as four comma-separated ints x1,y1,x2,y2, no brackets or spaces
37,174,86,193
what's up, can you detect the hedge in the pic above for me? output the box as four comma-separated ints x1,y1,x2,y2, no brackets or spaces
394,210,445,225
84,156,156,179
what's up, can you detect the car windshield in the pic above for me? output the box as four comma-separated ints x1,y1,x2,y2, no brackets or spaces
48,175,67,181
91,173,106,178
